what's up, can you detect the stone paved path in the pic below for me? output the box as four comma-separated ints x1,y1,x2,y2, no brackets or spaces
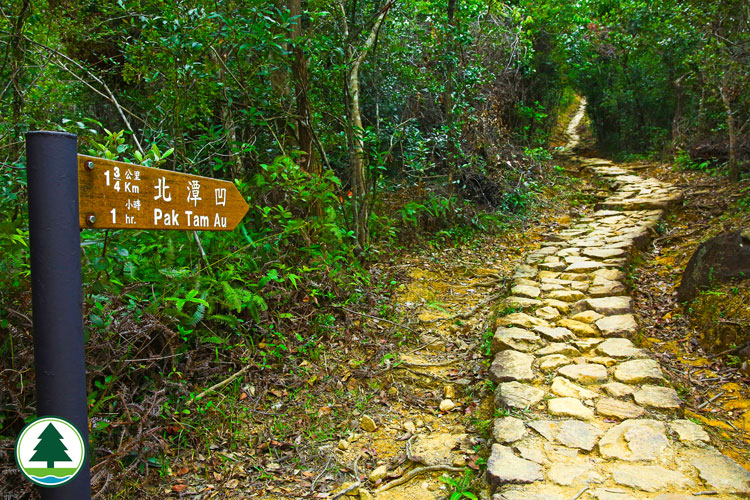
484,121,750,499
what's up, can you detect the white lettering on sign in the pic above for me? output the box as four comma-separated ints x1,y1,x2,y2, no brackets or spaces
215,188,227,206
187,180,202,206
154,176,172,202
214,213,227,228
154,208,180,226
184,210,210,228
126,199,141,211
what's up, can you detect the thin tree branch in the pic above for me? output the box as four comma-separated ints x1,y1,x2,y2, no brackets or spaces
18,34,146,154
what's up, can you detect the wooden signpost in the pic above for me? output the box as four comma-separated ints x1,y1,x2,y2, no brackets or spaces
24,132,249,499
78,155,248,231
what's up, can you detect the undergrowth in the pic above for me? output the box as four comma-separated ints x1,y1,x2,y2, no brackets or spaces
0,128,566,498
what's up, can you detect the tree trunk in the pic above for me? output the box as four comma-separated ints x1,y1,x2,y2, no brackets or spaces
289,0,320,176
443,0,457,171
9,0,31,152
209,42,243,179
345,3,392,250
671,73,687,151
719,83,739,182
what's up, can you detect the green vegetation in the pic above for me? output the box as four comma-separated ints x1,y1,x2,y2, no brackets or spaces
0,0,748,496
440,470,479,500
566,0,749,180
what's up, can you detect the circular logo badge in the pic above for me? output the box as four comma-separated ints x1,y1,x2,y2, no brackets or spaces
15,416,86,487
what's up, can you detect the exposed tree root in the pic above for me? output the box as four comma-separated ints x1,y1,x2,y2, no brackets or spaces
374,465,464,493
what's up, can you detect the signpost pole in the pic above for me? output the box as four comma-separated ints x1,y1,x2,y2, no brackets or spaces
26,131,91,499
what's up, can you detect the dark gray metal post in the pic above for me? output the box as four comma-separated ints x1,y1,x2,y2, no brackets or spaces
26,131,91,498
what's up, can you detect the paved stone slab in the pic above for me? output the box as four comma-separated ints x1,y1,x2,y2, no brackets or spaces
500,312,550,329
514,443,546,464
535,306,561,321
543,299,571,313
492,327,545,354
538,270,561,280
528,420,558,441
614,359,665,384
504,296,544,309
538,354,571,373
555,420,603,451
611,464,693,492
486,444,544,486
570,338,605,351
536,343,580,357
590,356,617,367
558,363,608,384
583,247,627,259
595,397,645,419
495,382,545,409
569,310,604,323
565,260,606,272
550,376,598,400
539,261,567,271
593,268,626,281
669,419,710,444
575,296,632,315
589,281,627,297
493,417,527,444
558,272,590,281
595,314,638,336
548,397,594,420
513,264,538,278
599,419,669,461
689,450,750,493
633,385,682,409
534,326,574,341
547,461,603,486
563,255,588,264
595,337,643,358
602,382,635,398
514,277,540,287
541,283,565,292
569,281,589,292
490,350,535,382
511,284,541,299
547,290,586,302
556,318,598,336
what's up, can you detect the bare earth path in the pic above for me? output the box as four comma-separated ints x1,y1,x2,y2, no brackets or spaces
484,103,750,499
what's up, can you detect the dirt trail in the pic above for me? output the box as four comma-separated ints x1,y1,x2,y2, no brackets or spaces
484,102,750,499
328,242,524,500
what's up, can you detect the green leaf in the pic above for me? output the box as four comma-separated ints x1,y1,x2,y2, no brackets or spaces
203,335,225,344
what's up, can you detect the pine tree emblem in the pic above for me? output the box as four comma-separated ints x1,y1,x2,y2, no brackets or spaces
31,423,71,468
16,416,86,487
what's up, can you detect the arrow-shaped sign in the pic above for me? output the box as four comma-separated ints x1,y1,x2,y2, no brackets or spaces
77,155,248,231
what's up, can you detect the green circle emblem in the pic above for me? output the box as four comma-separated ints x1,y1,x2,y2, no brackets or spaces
15,416,86,487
